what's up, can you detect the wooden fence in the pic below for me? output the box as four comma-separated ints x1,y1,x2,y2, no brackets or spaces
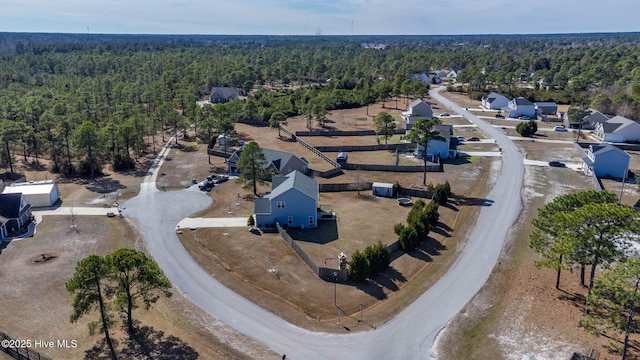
314,143,414,152
341,163,439,172
207,148,233,158
276,223,319,275
319,182,373,192
294,129,405,137
0,331,53,360
275,223,348,281
280,126,343,178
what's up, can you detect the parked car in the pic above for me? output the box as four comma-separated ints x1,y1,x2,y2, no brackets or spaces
198,180,214,191
548,160,566,168
439,112,450,117
212,175,229,184
553,125,568,132
519,115,531,120
466,136,480,142
457,136,465,142
495,113,505,118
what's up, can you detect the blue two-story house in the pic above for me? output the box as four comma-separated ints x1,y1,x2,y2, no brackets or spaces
254,170,318,230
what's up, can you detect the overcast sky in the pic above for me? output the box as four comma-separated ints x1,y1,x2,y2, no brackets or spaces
1,0,638,35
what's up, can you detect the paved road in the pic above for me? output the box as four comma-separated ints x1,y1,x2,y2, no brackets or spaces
121,89,525,359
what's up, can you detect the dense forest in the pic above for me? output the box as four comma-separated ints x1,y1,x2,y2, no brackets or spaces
2,32,640,177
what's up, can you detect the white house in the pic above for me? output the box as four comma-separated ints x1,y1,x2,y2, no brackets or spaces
481,92,509,110
254,171,318,230
582,144,630,179
402,99,433,133
2,180,59,208
447,68,460,79
502,97,536,119
594,116,640,143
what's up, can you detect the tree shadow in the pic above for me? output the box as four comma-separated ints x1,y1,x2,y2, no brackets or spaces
406,236,446,262
430,221,452,238
444,155,472,165
451,194,494,207
557,289,586,310
84,338,120,360
286,221,338,244
121,325,199,360
354,280,387,300
371,266,406,292
86,178,127,194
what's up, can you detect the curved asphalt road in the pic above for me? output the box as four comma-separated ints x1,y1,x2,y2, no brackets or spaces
122,88,524,359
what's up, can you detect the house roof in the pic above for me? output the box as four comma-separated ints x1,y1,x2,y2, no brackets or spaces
590,144,631,159
433,124,453,141
2,180,56,196
409,99,428,109
602,116,640,135
210,87,239,99
534,102,557,107
262,148,307,173
254,198,271,214
482,92,507,102
583,111,610,125
0,193,23,219
513,97,534,106
266,170,318,202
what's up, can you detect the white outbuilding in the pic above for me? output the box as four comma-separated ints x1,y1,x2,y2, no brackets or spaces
2,180,60,208
372,182,395,198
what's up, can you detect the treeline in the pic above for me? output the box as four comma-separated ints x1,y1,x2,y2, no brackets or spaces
3,34,640,176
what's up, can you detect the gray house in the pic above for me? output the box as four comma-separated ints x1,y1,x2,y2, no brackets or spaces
209,87,239,104
582,144,630,179
534,102,558,116
563,110,610,129
254,171,318,230
594,116,640,143
228,148,309,176
481,92,509,110
0,193,32,240
502,97,536,119
402,99,434,133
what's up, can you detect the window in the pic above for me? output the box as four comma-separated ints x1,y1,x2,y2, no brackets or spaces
309,216,314,224
277,201,286,208
288,216,293,224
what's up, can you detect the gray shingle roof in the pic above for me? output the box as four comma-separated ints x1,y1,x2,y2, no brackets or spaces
514,97,533,105
0,193,23,219
267,171,317,201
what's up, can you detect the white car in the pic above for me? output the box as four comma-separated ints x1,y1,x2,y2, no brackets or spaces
553,125,568,132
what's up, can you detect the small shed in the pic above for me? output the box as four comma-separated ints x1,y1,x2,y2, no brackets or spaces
372,182,395,198
2,180,60,208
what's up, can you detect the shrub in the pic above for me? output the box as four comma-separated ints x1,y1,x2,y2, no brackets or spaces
424,201,440,227
348,250,370,282
247,215,255,227
516,119,538,137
